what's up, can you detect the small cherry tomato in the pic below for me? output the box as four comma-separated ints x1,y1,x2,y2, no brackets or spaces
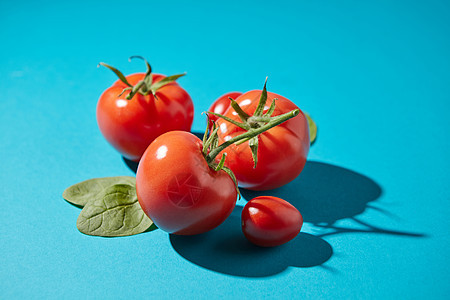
208,92,242,127
97,58,194,162
241,196,303,247
136,131,237,235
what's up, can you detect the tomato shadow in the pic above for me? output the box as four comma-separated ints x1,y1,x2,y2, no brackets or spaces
241,161,425,238
123,157,139,173
170,206,333,277
241,160,382,225
190,131,205,140
170,161,425,277
122,131,205,174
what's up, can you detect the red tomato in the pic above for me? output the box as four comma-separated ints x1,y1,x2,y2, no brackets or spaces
136,131,237,235
208,92,242,126
216,90,310,190
242,196,303,247
97,73,194,162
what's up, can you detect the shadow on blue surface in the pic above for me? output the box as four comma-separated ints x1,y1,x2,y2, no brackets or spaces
124,136,425,275
170,206,333,277
170,161,424,277
241,161,425,238
241,161,382,225
123,157,139,173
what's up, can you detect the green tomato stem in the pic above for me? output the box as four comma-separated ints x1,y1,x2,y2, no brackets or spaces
208,112,250,130
263,98,277,117
247,115,271,126
129,55,152,76
215,153,227,171
98,62,133,87
99,56,185,100
253,77,268,117
205,108,300,164
202,126,220,155
126,80,146,100
229,98,250,122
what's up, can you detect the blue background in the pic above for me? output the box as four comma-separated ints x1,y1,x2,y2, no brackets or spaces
1,0,449,298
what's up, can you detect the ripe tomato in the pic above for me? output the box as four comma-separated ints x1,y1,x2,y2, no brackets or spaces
242,196,303,247
136,131,237,235
97,72,194,162
216,90,310,190
208,92,242,126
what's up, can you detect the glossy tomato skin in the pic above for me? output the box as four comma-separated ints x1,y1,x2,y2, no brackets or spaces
136,131,237,235
242,196,303,247
97,73,194,162
216,90,310,190
208,92,242,126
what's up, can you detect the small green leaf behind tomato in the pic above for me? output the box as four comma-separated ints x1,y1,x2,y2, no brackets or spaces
63,176,154,237
76,184,153,237
304,112,317,145
62,176,136,207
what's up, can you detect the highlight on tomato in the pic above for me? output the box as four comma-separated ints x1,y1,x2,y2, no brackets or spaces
96,56,194,162
241,196,303,247
210,79,310,191
208,92,242,129
136,99,300,235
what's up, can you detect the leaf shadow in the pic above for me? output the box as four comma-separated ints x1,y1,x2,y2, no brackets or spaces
63,199,84,209
144,223,158,233
170,206,333,277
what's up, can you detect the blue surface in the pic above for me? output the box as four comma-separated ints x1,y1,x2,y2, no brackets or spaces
1,0,449,298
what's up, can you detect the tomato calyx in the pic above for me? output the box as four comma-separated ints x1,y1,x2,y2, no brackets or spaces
199,78,299,196
98,56,186,100
201,107,299,197
207,78,299,168
201,118,241,198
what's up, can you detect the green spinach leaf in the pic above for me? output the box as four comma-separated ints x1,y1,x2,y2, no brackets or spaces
63,176,136,207
76,184,153,237
305,112,317,144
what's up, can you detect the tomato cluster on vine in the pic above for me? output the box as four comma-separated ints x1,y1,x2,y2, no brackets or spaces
65,56,315,247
